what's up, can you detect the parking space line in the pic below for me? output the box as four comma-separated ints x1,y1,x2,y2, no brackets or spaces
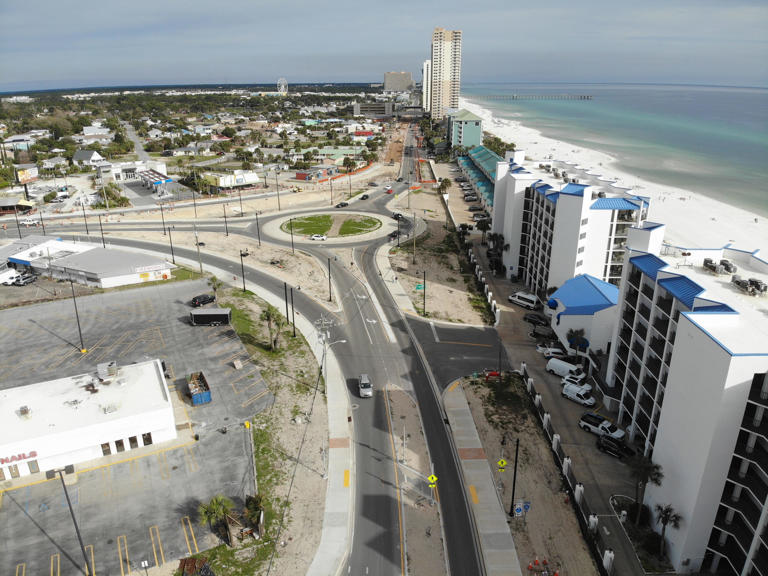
181,516,199,554
239,378,266,396
101,467,113,498
344,470,350,487
167,363,175,381
129,460,143,488
50,554,60,576
184,446,199,473
149,525,165,566
229,368,261,393
241,389,269,408
157,452,170,480
85,544,96,576
116,535,129,576
469,485,479,504
15,563,25,576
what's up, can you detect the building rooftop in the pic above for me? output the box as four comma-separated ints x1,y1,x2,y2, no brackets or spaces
548,274,619,316
52,247,171,278
1,360,171,446
450,109,483,123
648,245,768,354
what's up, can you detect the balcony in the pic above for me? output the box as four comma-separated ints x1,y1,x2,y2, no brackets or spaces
641,283,655,301
657,296,673,316
728,459,768,503
638,391,654,418
749,373,768,409
615,223,631,237
617,343,630,364
735,432,768,479
632,340,645,360
626,288,639,308
707,531,747,576
638,304,651,321
642,376,658,400
629,359,642,381
743,404,768,443
611,251,625,263
754,541,768,576
625,373,639,399
629,270,642,288
609,264,623,278
653,315,669,336
620,326,632,346
714,505,754,557
635,321,648,341
669,330,677,345
635,409,651,436
722,481,761,529
647,357,662,380
622,309,635,326
614,357,627,379
650,337,665,359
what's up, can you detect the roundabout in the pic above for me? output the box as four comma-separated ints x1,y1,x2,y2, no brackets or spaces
270,211,398,244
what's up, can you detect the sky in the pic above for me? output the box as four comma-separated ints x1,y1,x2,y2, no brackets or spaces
1,0,767,92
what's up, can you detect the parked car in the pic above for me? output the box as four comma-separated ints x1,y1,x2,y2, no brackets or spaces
536,344,566,357
464,196,478,202
562,383,596,406
1,270,22,285
523,312,549,327
596,435,636,459
388,230,401,239
21,217,38,227
562,375,591,390
472,213,490,222
384,185,392,192
396,177,403,182
579,413,625,440
358,373,373,398
468,205,485,212
13,273,36,286
508,291,539,309
310,234,327,241
334,202,349,208
360,194,369,200
191,294,216,307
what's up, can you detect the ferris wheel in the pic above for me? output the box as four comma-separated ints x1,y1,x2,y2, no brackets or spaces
277,78,288,95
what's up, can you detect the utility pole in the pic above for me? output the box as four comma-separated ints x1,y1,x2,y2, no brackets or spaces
329,177,334,206
194,226,203,273
223,203,229,237
239,249,248,292
412,212,416,264
98,214,106,248
167,227,175,264
328,257,332,302
39,212,46,235
238,189,244,217
283,282,289,320
348,173,352,199
13,206,21,239
423,270,426,316
255,212,261,246
159,202,166,235
289,218,295,254
275,170,281,211
81,203,90,235
69,278,86,353
290,287,296,337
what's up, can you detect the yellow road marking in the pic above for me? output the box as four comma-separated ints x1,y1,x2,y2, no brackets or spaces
149,525,165,566
85,544,96,576
117,535,129,576
447,381,459,392
343,469,350,488
184,446,199,473
469,485,479,504
383,386,406,576
16,563,25,576
50,554,59,576
440,340,494,348
181,516,199,554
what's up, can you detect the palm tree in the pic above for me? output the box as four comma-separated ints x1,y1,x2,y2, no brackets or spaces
566,328,589,353
260,304,287,351
198,494,234,536
438,177,452,193
628,456,664,525
476,218,491,244
654,503,682,559
208,275,223,297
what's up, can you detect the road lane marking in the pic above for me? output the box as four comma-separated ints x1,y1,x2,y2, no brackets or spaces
181,516,199,554
429,321,440,342
383,386,406,575
469,485,479,504
50,554,59,576
343,469,350,487
85,544,96,576
117,535,129,576
446,381,459,393
149,525,165,566
15,564,25,576
439,340,493,347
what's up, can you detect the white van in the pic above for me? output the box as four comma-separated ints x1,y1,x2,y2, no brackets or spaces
546,358,586,380
562,383,596,406
0,269,21,285
508,291,538,310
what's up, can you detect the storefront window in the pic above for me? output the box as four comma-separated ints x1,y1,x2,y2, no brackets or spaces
129,436,138,449
0,468,5,481
27,460,39,474
115,440,125,453
142,432,153,446
102,443,111,456
9,464,19,478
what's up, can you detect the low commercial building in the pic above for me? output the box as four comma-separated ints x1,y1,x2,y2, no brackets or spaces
295,165,338,181
352,102,394,118
202,170,260,192
5,238,174,288
0,360,176,480
110,160,169,184
605,237,768,574
447,109,483,149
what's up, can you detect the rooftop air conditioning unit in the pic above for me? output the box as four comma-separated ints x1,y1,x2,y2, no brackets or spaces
19,405,30,416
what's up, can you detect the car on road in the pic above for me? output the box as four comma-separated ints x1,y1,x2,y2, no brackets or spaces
334,202,349,208
388,230,401,239
13,273,36,286
368,181,378,187
596,435,636,459
396,177,403,182
579,412,625,440
536,344,566,356
523,312,549,327
384,185,392,192
310,234,327,241
392,212,404,220
562,383,596,406
472,213,490,222
191,294,216,307
386,188,395,194
468,205,485,212
20,217,38,227
359,374,373,398
360,194,369,200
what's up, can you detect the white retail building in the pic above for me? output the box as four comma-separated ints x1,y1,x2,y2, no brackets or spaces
0,360,177,480
604,228,768,575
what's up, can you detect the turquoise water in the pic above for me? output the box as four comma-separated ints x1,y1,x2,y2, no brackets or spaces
462,83,768,217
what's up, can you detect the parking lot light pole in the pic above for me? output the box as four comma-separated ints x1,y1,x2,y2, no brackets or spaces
81,203,90,235
255,212,261,246
98,214,106,248
239,249,248,292
159,202,166,235
47,467,90,575
69,278,86,353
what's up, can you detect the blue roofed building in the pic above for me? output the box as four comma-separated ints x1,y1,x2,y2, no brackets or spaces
456,145,503,208
604,240,768,576
547,274,620,354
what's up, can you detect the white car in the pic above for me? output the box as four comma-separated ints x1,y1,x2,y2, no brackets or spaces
358,374,373,398
384,185,392,192
310,234,327,241
562,375,591,389
20,218,38,227
536,344,566,357
562,383,596,406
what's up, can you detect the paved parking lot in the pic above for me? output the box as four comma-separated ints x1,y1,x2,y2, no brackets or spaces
0,280,273,576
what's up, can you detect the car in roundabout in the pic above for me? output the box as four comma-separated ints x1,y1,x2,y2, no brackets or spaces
360,194,369,200
335,202,349,208
310,234,327,241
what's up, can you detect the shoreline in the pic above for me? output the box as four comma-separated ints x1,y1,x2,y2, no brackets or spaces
461,97,767,253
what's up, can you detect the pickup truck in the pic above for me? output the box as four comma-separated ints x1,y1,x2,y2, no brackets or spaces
579,412,625,440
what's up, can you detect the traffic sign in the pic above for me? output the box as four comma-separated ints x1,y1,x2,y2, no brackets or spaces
497,459,507,470
524,501,531,512
514,504,523,517
415,284,424,290
428,474,438,488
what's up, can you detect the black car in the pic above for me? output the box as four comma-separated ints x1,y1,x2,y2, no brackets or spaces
596,435,636,460
468,205,485,212
191,294,216,307
396,177,403,182
392,212,404,220
523,312,549,327
360,194,369,200
335,202,349,208
388,230,401,239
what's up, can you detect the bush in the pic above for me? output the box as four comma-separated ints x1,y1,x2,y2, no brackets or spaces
44,191,57,203
641,530,663,555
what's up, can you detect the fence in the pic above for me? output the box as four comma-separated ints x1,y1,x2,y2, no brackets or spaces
521,363,618,575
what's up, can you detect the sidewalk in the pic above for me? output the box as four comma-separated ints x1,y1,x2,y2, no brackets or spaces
443,380,523,576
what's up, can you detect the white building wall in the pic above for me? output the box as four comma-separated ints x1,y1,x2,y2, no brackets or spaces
493,169,538,280
644,315,766,573
582,209,613,281
549,194,584,289
99,268,172,289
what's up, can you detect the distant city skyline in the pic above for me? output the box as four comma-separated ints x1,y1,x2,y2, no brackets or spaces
1,0,766,93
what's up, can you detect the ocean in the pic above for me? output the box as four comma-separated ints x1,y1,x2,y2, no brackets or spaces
462,83,768,217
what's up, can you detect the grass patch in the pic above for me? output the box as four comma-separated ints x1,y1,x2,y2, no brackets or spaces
280,214,333,236
338,216,381,236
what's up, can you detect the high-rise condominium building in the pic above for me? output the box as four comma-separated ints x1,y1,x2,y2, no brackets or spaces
422,60,432,113
429,28,461,120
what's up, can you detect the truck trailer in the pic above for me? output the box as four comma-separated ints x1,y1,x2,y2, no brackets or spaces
190,307,232,326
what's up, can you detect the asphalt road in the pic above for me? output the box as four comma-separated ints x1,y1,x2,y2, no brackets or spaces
123,122,150,161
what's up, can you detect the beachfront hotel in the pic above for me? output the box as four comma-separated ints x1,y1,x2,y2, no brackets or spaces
478,150,650,296
421,59,432,113
604,236,768,575
428,27,461,120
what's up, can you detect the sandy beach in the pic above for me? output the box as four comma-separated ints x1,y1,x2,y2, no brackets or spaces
460,98,768,254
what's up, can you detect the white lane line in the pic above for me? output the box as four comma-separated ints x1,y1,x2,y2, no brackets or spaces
354,290,374,345
430,321,440,343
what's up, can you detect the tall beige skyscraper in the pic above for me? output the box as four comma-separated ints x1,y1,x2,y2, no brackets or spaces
429,27,462,120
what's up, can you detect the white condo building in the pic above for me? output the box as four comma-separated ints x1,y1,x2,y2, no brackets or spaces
422,59,432,113
429,28,461,120
489,152,650,297
605,234,768,575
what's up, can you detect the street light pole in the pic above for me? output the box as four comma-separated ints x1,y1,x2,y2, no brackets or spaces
13,206,21,239
289,218,295,255
159,202,166,235
223,203,229,237
194,226,203,273
98,214,106,248
238,189,244,217
39,212,46,235
255,212,261,246
412,212,416,264
423,270,426,316
69,278,86,353
290,287,296,337
327,257,332,302
329,177,333,206
51,468,91,575
239,249,247,292
167,227,175,264
81,203,90,235
348,173,352,199
275,170,281,211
